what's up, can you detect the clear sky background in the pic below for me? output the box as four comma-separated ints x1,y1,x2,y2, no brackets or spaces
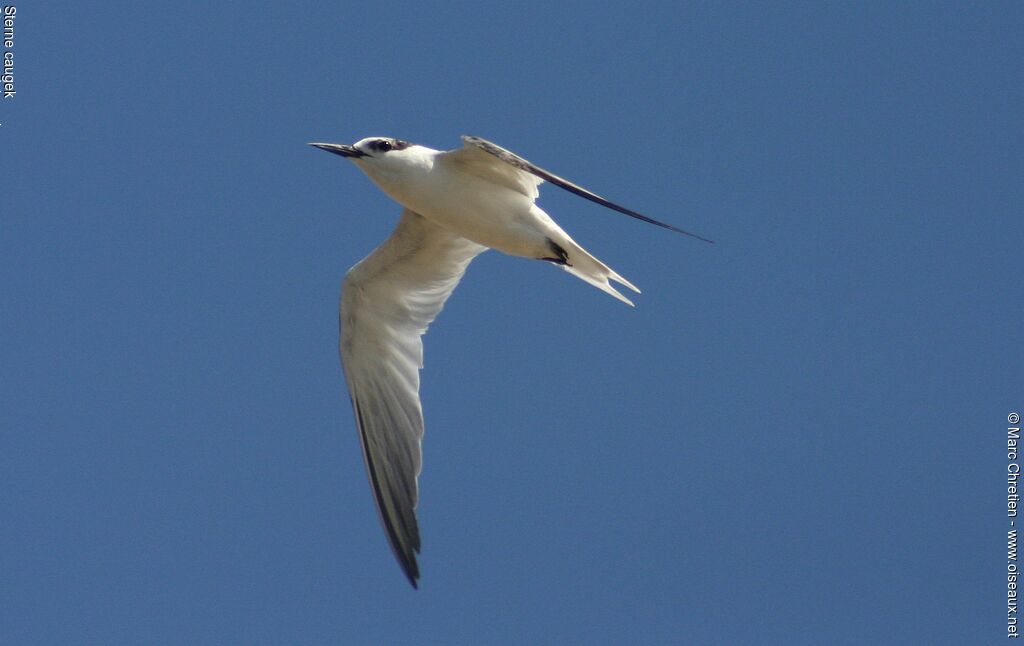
2,3,1020,644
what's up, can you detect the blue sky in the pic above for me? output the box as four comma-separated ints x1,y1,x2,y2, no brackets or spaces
2,2,1020,643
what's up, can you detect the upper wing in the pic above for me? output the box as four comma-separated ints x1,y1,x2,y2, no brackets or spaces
437,137,544,200
340,209,486,588
452,135,714,244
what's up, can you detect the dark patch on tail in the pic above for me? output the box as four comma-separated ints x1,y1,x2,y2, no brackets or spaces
540,238,572,266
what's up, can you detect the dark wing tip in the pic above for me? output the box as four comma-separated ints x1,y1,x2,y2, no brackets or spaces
353,400,423,589
392,543,420,589
461,135,715,244
392,537,421,589
662,223,716,244
395,537,421,589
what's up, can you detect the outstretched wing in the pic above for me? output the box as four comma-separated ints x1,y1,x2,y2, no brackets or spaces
341,209,486,588
454,135,714,244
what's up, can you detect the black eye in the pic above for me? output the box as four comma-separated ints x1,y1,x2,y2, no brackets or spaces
377,140,393,152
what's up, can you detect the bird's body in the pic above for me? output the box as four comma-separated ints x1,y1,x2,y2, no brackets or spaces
368,144,547,255
333,137,641,303
310,135,710,587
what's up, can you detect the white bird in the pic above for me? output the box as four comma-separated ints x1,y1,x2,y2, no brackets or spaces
310,135,711,587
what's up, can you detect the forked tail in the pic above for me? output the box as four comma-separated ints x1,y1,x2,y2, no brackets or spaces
545,237,640,306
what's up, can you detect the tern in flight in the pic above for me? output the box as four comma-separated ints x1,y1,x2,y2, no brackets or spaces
309,135,712,587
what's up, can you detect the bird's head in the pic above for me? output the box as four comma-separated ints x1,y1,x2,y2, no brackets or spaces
309,136,429,182
309,137,436,201
310,136,413,158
